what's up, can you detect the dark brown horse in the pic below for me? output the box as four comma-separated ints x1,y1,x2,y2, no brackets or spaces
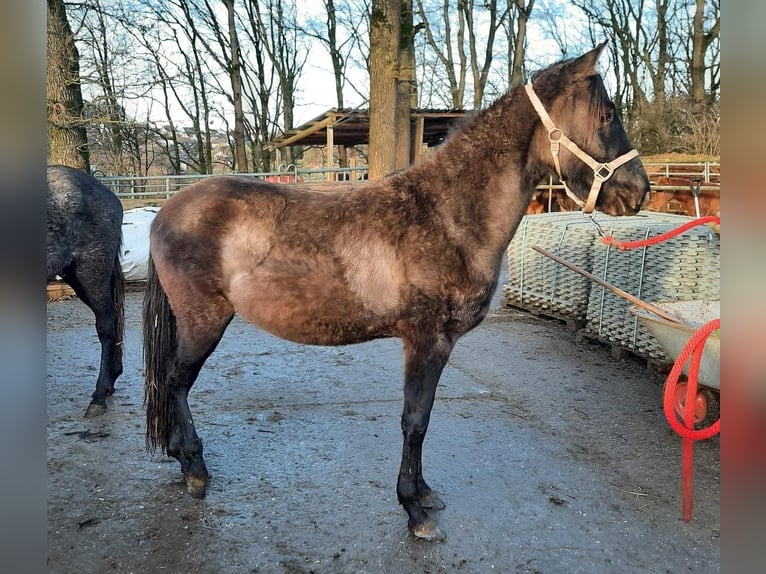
48,165,125,417
143,44,649,540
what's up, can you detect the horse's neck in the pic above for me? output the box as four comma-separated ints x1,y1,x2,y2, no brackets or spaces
410,88,540,275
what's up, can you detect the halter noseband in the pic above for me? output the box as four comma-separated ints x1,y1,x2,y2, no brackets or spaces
524,83,639,214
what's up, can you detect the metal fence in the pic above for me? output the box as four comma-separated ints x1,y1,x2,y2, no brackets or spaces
102,161,720,200
644,160,720,183
102,166,370,199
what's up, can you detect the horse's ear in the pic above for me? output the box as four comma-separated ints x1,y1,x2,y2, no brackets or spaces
571,41,609,76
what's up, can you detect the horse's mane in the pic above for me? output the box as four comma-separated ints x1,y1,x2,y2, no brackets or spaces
445,109,481,139
585,74,611,128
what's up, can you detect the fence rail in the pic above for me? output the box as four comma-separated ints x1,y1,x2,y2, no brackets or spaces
644,160,720,184
102,161,720,200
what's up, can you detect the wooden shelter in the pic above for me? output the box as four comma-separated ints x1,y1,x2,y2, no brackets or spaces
264,108,468,176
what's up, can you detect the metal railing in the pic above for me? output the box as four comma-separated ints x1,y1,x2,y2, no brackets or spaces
643,160,720,184
103,161,719,200
103,166,370,199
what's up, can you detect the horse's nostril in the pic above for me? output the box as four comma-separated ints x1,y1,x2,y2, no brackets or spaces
641,186,651,208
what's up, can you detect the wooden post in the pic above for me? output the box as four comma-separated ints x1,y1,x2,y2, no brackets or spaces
411,115,425,163
349,147,357,180
326,123,334,181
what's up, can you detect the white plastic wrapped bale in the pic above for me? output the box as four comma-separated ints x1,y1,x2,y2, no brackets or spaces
120,207,160,281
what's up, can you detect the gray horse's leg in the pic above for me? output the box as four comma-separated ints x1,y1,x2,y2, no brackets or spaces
66,266,122,418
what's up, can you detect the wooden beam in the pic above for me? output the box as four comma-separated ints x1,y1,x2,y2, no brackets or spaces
266,114,336,150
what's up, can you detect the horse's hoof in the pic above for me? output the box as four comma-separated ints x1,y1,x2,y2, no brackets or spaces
83,403,107,418
411,519,446,542
419,492,446,510
184,473,208,499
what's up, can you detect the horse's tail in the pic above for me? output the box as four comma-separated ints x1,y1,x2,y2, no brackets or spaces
111,236,125,372
143,254,177,455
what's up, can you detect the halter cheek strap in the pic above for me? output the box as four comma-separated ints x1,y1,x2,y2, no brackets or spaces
524,83,639,214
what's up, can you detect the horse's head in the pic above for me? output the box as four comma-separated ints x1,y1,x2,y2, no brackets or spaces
527,42,650,216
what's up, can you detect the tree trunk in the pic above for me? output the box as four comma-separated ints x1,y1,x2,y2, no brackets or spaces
369,0,400,178
224,0,248,172
394,0,414,170
510,0,534,85
654,0,668,103
47,0,89,171
690,0,719,114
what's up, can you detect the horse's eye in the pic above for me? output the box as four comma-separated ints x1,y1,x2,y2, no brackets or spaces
601,110,613,124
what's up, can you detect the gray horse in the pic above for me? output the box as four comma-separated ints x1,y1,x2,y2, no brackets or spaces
47,165,125,417
143,45,649,540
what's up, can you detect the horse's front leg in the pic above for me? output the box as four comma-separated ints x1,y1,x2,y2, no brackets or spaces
397,335,454,541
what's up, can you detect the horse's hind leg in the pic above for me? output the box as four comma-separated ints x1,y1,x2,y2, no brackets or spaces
397,334,454,541
67,266,123,418
165,303,234,498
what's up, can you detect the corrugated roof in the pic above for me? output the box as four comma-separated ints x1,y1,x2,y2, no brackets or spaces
264,108,469,150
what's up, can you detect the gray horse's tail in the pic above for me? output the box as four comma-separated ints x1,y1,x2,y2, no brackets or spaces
111,237,125,371
143,254,176,454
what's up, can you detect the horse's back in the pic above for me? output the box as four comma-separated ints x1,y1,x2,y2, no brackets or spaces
156,175,364,220
47,165,122,216
151,176,379,259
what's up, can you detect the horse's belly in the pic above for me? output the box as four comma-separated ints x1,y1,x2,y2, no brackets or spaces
228,274,394,346
238,305,392,346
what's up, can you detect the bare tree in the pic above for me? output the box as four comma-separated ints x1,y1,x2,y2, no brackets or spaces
47,0,90,170
506,0,535,85
246,0,308,165
239,4,279,172
690,0,719,114
78,0,141,174
415,0,510,109
125,0,216,174
415,0,467,108
226,0,248,171
569,0,719,154
462,0,510,108
300,0,371,169
194,0,249,171
303,0,368,109
369,0,403,177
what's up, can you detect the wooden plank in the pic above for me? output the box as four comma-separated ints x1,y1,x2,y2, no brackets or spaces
47,282,76,301
267,114,336,150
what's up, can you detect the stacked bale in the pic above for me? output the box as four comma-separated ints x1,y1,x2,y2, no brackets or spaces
503,212,603,325
503,211,720,365
584,213,720,363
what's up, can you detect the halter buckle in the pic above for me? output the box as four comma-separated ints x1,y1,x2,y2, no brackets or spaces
547,127,563,143
594,163,613,182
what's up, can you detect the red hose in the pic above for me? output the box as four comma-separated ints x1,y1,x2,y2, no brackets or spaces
661,318,720,522
602,215,719,250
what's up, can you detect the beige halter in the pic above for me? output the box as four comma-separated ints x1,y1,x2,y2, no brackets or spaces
524,83,639,214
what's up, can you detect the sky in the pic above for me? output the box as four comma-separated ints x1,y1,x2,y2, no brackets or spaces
115,0,582,132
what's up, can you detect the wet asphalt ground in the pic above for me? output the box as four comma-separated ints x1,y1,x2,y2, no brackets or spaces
47,280,719,573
